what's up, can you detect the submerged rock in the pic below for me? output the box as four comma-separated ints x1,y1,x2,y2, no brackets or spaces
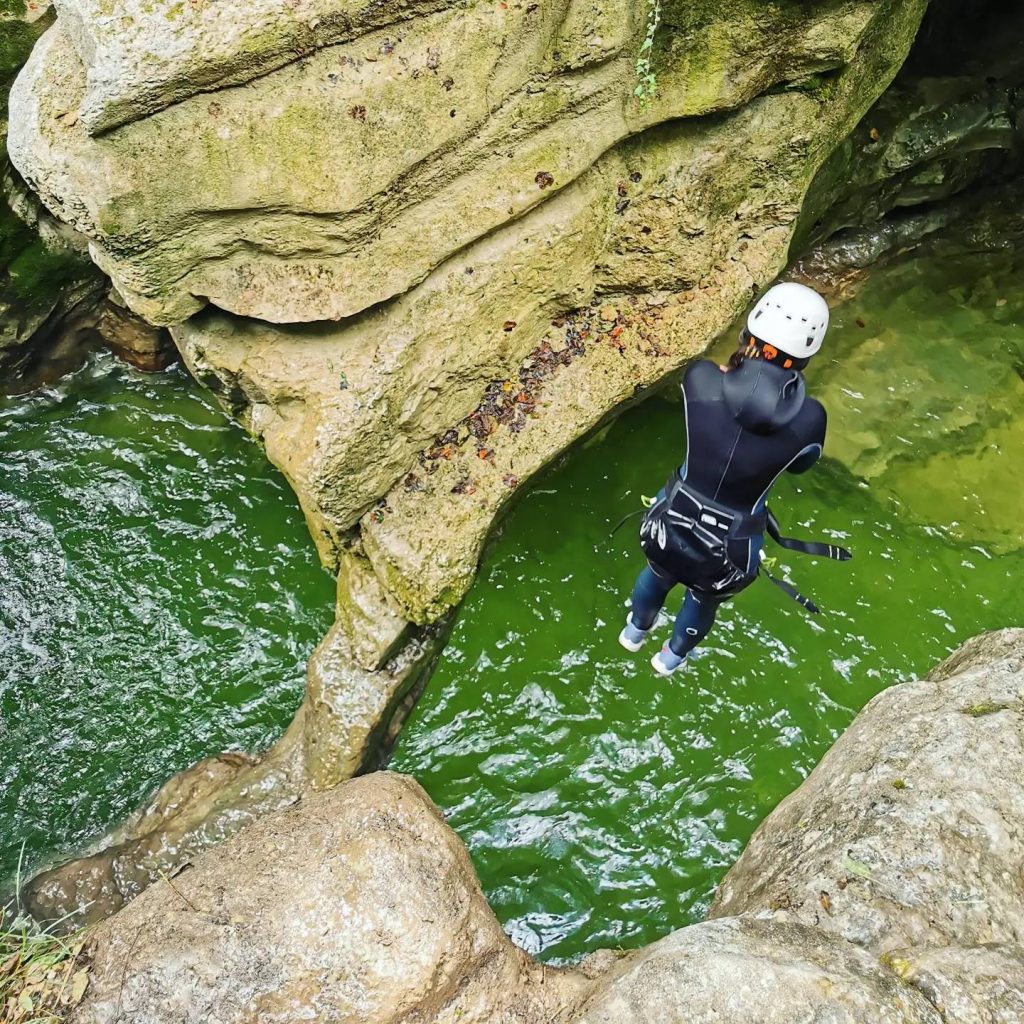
68,632,1024,1022
805,238,1024,554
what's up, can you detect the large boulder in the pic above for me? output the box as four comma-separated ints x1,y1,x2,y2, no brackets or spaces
572,918,941,1024
711,629,1024,953
70,772,586,1024
166,0,929,574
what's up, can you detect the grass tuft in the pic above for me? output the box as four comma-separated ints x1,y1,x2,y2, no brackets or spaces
0,909,91,1024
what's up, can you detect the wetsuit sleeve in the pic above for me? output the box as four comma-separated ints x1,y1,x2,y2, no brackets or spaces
787,446,821,474
681,360,720,397
786,401,827,475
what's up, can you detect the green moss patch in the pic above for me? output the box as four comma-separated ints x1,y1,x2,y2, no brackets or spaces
961,702,1014,717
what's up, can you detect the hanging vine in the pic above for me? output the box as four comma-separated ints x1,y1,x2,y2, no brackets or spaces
634,0,662,102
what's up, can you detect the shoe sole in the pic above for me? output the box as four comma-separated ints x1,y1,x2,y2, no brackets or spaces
651,652,683,676
618,630,646,653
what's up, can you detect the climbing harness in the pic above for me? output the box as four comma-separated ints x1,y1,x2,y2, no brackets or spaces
637,470,850,613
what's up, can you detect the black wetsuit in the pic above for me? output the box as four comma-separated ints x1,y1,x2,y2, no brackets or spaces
630,356,827,656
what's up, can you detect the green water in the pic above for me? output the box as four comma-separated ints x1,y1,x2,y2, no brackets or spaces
0,356,334,885
391,248,1024,962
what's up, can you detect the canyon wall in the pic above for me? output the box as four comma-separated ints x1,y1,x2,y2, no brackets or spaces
9,0,933,915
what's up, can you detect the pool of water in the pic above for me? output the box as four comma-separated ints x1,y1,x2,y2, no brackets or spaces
0,356,334,885
391,248,1024,962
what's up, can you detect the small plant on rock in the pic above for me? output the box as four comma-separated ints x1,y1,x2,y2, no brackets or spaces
634,0,661,103
0,904,90,1022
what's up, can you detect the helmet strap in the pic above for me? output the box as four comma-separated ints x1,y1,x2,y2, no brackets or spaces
739,328,809,371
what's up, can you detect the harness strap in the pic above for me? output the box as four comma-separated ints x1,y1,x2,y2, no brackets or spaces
761,507,852,615
668,472,767,540
608,507,646,539
761,564,820,614
765,509,851,561
632,475,851,616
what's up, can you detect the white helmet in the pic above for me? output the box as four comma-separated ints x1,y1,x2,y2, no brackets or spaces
747,282,829,358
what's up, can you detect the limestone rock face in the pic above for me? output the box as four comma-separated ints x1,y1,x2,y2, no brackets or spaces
711,629,1024,954
70,772,587,1024
167,0,928,576
53,0,454,135
11,0,904,326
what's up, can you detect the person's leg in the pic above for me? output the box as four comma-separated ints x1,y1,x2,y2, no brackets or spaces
668,588,720,657
620,564,674,651
662,537,759,659
629,565,675,630
651,589,723,676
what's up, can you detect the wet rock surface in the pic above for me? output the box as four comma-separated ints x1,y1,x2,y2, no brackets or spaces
794,0,1024,279
69,632,1024,1023
0,3,108,384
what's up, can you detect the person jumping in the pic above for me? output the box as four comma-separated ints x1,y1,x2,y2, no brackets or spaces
618,281,849,676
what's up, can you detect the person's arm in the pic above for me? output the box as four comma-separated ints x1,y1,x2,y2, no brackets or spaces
787,444,821,475
786,402,827,475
